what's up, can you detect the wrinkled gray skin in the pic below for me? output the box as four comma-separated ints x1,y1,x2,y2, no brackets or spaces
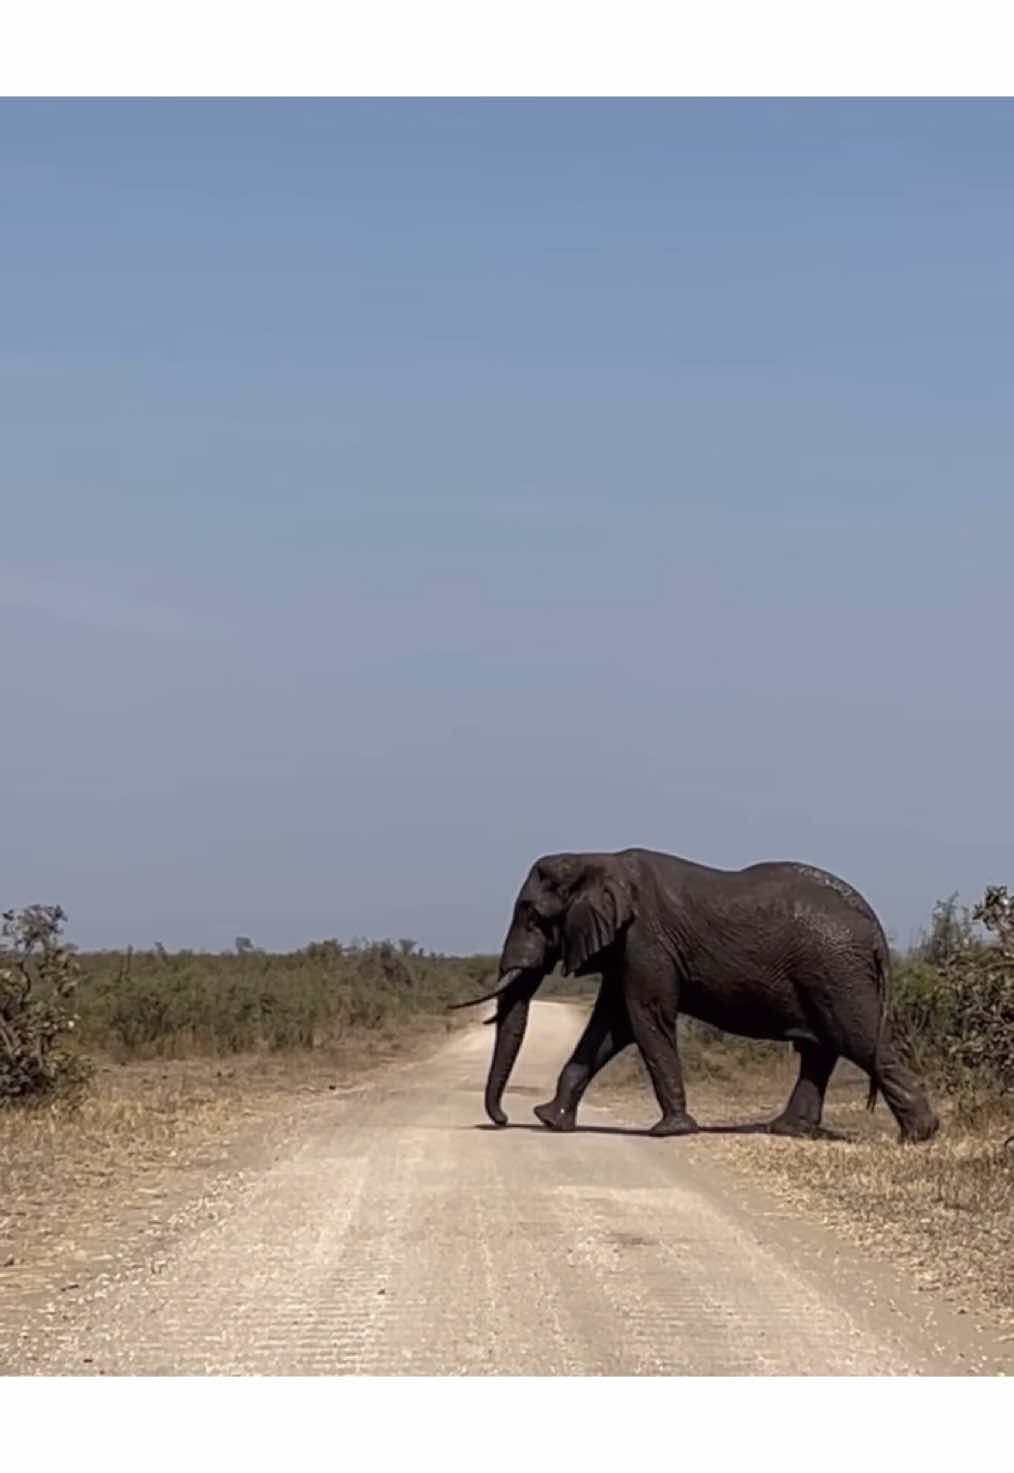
452,849,939,1144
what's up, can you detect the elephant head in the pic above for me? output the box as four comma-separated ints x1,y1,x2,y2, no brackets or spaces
450,853,635,1126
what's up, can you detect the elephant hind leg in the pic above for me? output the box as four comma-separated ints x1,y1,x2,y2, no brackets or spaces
768,1043,837,1137
835,1018,939,1143
867,1046,939,1143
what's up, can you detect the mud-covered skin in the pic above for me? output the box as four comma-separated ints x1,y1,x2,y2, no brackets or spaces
464,849,938,1144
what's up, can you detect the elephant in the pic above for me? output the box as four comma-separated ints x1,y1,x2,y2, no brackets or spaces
451,848,939,1144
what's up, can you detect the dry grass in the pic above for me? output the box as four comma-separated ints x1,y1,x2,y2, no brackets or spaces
590,1039,1014,1327
0,1017,457,1295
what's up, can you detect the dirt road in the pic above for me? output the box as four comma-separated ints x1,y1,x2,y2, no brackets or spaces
3,1002,1010,1374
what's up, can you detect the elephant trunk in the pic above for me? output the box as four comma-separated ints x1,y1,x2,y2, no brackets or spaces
484,969,542,1127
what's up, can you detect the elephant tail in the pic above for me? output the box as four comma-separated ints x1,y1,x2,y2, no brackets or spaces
867,939,889,1112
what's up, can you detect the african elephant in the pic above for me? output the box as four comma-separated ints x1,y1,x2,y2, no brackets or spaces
451,848,939,1144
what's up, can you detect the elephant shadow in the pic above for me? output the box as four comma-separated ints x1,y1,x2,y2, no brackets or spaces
471,1120,855,1142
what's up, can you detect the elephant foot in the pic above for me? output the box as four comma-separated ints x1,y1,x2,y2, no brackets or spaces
534,1101,577,1132
897,1111,940,1144
648,1112,699,1138
768,1114,825,1139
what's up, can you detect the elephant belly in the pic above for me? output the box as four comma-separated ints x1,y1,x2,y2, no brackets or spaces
681,975,810,1043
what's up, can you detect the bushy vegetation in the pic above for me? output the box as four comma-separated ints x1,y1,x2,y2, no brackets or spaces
889,886,1014,1099
0,906,93,1104
3,882,1013,1109
1,910,496,1101
70,940,494,1060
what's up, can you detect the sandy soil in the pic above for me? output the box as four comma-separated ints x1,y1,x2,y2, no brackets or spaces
1,1003,1010,1375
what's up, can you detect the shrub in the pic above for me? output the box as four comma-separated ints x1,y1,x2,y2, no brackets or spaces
891,885,1014,1096
0,905,93,1104
72,940,495,1059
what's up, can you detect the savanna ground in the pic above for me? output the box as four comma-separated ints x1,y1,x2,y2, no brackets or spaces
587,1033,1014,1331
0,937,481,1295
2,898,1013,1335
0,1019,465,1297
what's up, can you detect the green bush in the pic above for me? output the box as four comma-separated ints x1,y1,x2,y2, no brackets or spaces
0,905,94,1104
890,885,1014,1095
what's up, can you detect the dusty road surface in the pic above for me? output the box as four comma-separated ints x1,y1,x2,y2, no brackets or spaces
3,1002,1010,1375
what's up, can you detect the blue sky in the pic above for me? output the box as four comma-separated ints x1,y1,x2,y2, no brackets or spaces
2,99,1012,952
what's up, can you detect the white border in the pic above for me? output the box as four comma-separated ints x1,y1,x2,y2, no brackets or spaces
2,1,1014,96
2,1376,1011,1471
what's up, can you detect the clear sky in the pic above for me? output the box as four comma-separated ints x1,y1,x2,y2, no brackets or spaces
2,99,1011,954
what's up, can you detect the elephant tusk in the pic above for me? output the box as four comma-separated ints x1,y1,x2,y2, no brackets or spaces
446,968,524,1012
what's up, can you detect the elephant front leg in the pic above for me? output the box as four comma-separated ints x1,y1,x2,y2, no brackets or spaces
534,979,632,1131
625,977,698,1138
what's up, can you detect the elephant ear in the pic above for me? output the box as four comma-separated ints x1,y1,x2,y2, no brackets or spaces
561,875,633,976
